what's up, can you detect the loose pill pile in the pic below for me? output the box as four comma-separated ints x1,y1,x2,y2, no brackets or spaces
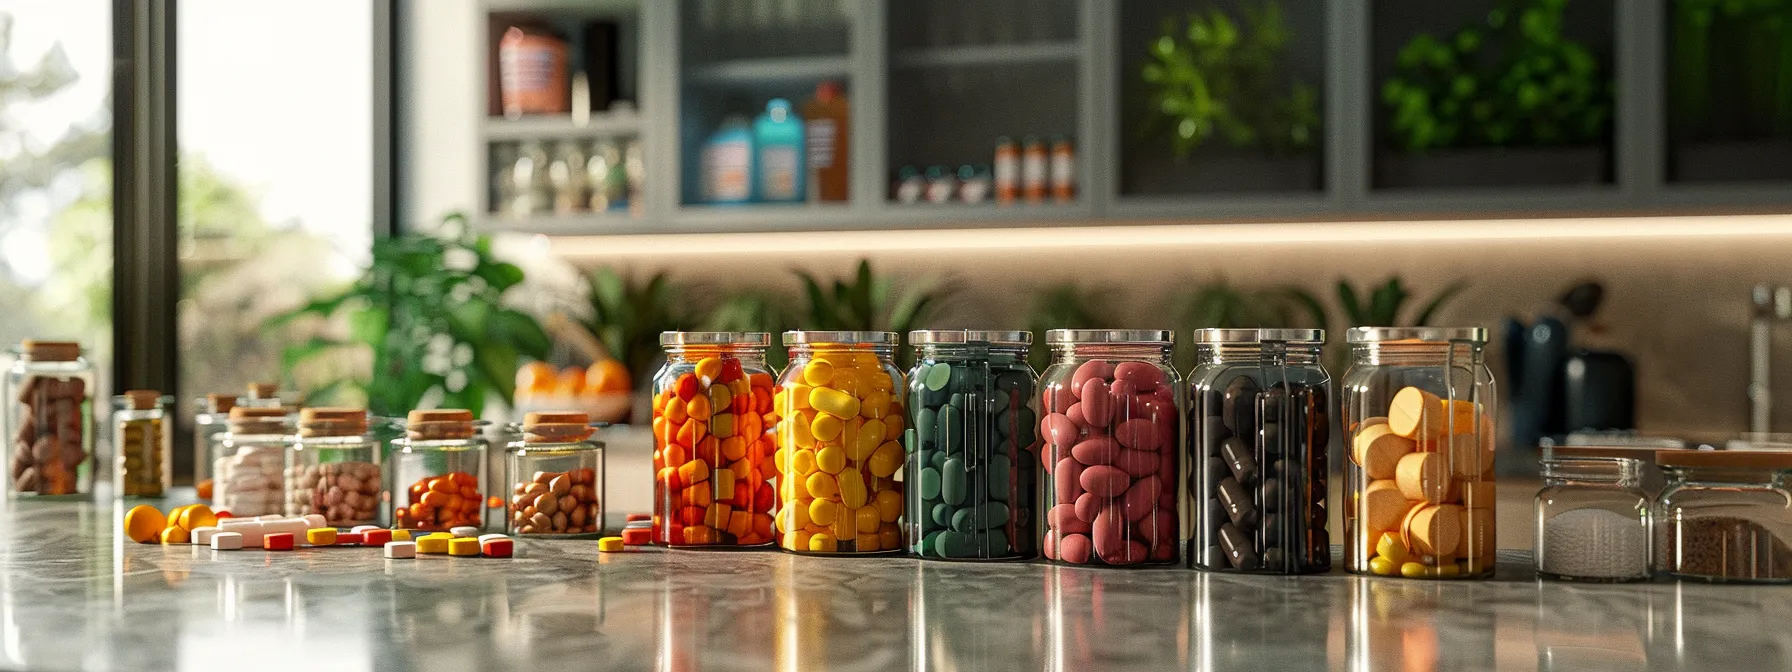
1191,368,1331,574
652,350,779,547
773,340,906,554
119,503,512,559
1350,387,1495,578
1041,358,1179,566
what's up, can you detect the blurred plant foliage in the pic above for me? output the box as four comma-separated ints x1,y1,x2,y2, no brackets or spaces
1671,0,1792,141
270,214,550,417
794,260,949,369
1141,1,1320,157
1173,280,1326,370
582,268,691,389
1023,284,1118,372
1383,0,1611,151
1335,277,1468,328
702,289,796,370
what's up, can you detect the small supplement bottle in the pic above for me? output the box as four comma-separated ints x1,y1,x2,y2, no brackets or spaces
905,330,1038,560
1534,448,1650,582
1039,329,1181,567
114,390,173,498
506,411,604,537
213,407,294,516
773,331,907,555
288,408,381,528
1655,449,1792,584
651,332,778,548
4,340,94,498
1342,327,1497,580
389,409,486,532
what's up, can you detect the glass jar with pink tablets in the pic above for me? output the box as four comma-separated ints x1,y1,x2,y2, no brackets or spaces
1039,329,1181,567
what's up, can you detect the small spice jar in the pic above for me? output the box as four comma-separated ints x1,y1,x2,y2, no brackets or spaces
192,393,238,502
4,340,94,498
113,390,173,498
1656,449,1792,584
505,411,604,537
389,409,487,532
288,408,381,527
213,407,294,516
1534,447,1651,582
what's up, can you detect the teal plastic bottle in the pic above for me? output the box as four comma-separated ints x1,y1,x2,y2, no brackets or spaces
753,98,806,203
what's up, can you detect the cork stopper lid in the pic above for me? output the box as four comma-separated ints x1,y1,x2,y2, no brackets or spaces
246,383,278,399
1657,449,1792,470
406,408,475,440
206,393,238,412
122,390,161,410
20,340,80,361
228,406,292,434
523,410,593,443
298,407,369,437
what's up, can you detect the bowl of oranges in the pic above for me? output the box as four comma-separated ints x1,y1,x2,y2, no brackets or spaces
515,359,633,423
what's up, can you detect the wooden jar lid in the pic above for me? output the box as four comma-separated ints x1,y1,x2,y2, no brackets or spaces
20,340,80,361
406,409,475,440
122,390,161,410
298,408,368,437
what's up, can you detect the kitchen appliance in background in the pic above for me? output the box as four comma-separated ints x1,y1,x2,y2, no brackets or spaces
1504,281,1637,466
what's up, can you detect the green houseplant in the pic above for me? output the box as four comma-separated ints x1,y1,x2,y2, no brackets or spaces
1023,283,1118,372
794,260,949,368
270,213,551,417
1141,1,1320,158
1334,277,1468,328
702,290,796,370
582,267,692,391
1672,0,1792,142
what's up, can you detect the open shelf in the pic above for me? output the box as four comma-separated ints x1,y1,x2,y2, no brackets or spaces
482,112,642,140
891,42,1079,70
478,211,649,235
685,55,852,85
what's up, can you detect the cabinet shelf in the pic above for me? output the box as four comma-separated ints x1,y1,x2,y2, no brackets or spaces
685,55,852,85
481,113,642,141
891,41,1079,69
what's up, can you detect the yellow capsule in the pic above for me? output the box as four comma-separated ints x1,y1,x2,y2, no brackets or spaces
808,533,838,553
598,537,626,552
771,389,789,414
808,498,837,526
709,385,733,416
859,390,889,419
831,508,856,540
449,537,481,556
855,505,881,535
694,357,723,383
792,449,818,476
160,527,190,544
855,533,882,552
851,420,884,460
805,472,839,499
802,360,834,387
417,536,450,554
1368,556,1398,576
868,441,903,478
837,469,868,509
865,370,894,392
788,383,813,411
874,489,903,523
829,368,860,396
840,417,860,454
855,352,883,370
791,412,817,449
774,447,790,475
1375,532,1410,565
809,387,861,419
811,413,844,442
1399,562,1428,578
815,446,847,474
785,530,813,551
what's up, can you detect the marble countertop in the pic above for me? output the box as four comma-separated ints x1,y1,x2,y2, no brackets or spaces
0,497,1786,672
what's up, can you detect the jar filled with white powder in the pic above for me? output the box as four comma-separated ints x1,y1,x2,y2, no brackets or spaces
1534,453,1651,581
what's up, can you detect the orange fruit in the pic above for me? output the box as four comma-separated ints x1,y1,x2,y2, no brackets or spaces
586,359,632,394
517,362,557,397
555,367,587,397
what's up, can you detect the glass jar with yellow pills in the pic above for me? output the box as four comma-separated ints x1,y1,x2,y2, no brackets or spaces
773,331,906,555
650,332,778,548
905,330,1038,560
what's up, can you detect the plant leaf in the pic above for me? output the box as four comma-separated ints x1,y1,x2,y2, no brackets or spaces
1413,280,1469,326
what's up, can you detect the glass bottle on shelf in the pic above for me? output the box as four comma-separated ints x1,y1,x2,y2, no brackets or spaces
193,393,237,501
4,340,94,498
213,407,294,516
773,331,908,554
506,411,604,537
511,140,549,217
389,409,487,532
287,408,381,528
1038,330,1180,567
114,390,173,498
549,139,587,214
1534,450,1650,582
1655,449,1792,584
1342,327,1497,580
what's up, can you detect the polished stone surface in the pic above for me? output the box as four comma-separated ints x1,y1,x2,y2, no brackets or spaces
1,498,1788,672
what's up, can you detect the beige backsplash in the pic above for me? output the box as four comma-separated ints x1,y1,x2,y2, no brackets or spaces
544,226,1792,443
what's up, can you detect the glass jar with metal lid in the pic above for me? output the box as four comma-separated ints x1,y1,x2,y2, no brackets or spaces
773,330,906,555
1534,446,1651,582
905,330,1039,560
4,340,94,498
113,390,174,498
213,407,294,516
1342,327,1497,579
1188,328,1330,574
388,409,486,532
506,411,604,537
1039,329,1180,567
1655,449,1792,583
650,331,778,548
289,408,382,528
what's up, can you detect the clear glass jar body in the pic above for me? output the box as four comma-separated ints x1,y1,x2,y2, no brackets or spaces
1342,328,1497,579
1188,335,1331,574
288,434,383,527
389,437,487,531
1534,456,1650,581
773,332,907,554
214,433,293,516
506,439,604,537
1657,465,1792,583
192,397,233,498
650,335,778,547
1038,331,1181,567
113,395,173,498
904,337,1039,560
4,353,95,498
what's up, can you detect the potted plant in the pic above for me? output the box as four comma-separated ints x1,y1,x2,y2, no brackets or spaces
1669,0,1792,182
1129,1,1322,196
1377,0,1613,189
793,260,949,369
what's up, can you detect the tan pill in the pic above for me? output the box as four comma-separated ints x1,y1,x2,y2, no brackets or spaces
1403,504,1462,558
1460,479,1495,510
1388,387,1479,439
1459,507,1494,561
1354,416,1389,434
1395,452,1452,504
1440,433,1487,479
1353,425,1415,480
1362,479,1414,534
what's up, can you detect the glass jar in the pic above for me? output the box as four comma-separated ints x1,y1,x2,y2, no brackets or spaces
1039,329,1180,567
212,407,294,516
505,411,604,537
388,409,486,532
772,331,906,555
905,330,1039,560
1655,449,1792,584
113,390,173,498
192,393,238,502
1342,327,1497,580
1534,452,1650,582
4,341,94,498
288,408,382,528
650,332,778,548
1188,329,1331,574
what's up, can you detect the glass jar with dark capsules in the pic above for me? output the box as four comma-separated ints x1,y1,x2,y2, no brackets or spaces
1655,449,1792,584
1188,329,1330,574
